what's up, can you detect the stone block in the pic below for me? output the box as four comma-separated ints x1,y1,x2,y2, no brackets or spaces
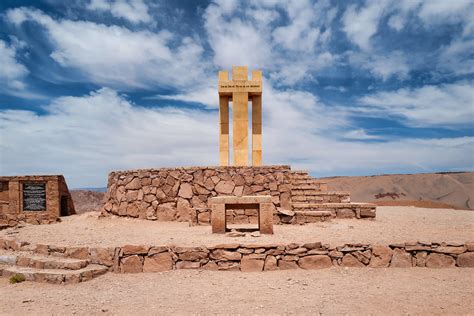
425,253,456,268
369,245,393,267
360,208,376,218
90,247,115,266
390,248,412,268
264,255,278,271
176,261,200,269
143,252,173,272
210,249,242,261
121,255,143,273
259,202,274,234
433,246,466,254
278,260,299,270
203,261,218,270
122,245,150,255
178,183,193,199
341,254,365,267
240,256,265,272
217,261,240,271
299,255,332,269
211,203,226,233
178,251,209,261
457,252,474,267
336,208,355,218
66,247,89,260
415,251,428,267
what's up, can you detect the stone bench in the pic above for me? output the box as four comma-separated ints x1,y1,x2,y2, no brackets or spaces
209,195,274,234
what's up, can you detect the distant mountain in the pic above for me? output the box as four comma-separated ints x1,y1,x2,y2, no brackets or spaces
72,187,107,192
70,190,105,214
322,172,474,210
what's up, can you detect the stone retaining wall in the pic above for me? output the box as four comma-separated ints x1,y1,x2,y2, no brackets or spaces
2,238,473,272
0,175,75,229
102,166,292,222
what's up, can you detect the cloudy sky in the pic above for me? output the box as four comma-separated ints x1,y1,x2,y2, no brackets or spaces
0,0,473,188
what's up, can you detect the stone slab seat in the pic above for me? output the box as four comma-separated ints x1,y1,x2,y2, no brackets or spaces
292,202,377,220
0,264,108,284
16,254,90,270
210,195,273,234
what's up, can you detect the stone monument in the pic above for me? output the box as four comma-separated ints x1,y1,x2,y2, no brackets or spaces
218,66,262,166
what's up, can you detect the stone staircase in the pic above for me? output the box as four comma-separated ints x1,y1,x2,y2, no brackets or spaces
283,170,376,223
0,250,108,284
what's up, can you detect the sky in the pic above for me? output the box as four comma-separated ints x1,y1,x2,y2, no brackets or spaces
0,0,473,188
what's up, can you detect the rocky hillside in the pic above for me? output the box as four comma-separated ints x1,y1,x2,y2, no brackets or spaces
70,190,105,214
323,172,474,210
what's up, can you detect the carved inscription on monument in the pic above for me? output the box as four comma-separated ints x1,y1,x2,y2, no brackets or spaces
23,183,46,211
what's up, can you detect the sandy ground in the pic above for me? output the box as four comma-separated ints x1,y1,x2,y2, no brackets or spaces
2,207,473,247
0,268,473,315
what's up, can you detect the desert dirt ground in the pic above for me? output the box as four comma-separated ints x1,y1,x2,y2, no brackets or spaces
1,268,473,315
2,206,473,247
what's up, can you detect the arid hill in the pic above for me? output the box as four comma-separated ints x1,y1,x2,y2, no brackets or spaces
70,190,105,214
323,172,474,210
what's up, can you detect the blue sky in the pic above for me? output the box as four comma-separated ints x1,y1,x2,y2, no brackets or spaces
0,0,473,188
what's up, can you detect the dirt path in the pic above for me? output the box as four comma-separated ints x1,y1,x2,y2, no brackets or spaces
1,268,473,315
2,207,473,247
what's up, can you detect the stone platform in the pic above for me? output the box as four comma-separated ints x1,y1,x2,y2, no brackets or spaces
1,237,473,284
101,166,376,225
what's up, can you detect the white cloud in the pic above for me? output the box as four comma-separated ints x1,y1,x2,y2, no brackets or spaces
1,85,472,187
349,50,410,81
342,0,389,50
0,39,28,91
151,85,218,109
343,129,382,140
204,3,272,69
6,7,208,90
418,0,472,25
356,81,474,127
0,88,217,187
87,0,152,24
0,39,43,99
203,0,338,86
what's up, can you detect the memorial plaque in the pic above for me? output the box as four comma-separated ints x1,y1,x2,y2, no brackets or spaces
23,183,46,211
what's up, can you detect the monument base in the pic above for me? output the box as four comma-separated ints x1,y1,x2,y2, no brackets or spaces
102,165,376,224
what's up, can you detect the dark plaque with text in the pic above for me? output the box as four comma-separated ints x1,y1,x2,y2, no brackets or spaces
23,183,46,211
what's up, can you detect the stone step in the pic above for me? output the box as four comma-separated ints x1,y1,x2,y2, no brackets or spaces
292,196,324,202
290,179,327,185
291,170,310,175
292,202,376,209
294,210,334,217
292,202,377,219
0,264,108,284
16,254,90,270
291,184,322,190
292,210,334,224
292,190,350,196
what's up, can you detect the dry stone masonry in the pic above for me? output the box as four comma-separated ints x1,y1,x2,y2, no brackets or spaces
102,166,376,224
1,237,473,284
0,175,75,229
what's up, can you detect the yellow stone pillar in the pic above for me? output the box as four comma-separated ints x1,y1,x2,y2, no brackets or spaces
219,96,229,166
218,66,262,166
232,66,249,166
252,95,262,166
232,91,249,166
